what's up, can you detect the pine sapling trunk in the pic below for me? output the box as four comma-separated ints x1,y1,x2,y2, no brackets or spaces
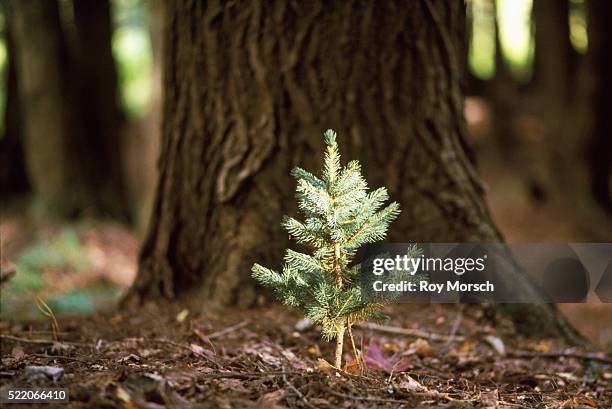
333,241,344,368
335,322,345,369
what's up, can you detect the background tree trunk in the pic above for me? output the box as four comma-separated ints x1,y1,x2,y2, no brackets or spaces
587,0,612,214
7,0,84,215
72,0,129,220
0,16,29,196
533,0,587,208
6,0,128,219
127,0,576,339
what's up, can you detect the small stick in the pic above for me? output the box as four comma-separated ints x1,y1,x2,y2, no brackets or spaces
446,305,464,344
206,320,250,339
282,366,317,409
32,354,88,363
357,322,465,342
347,321,363,373
0,335,88,347
509,350,612,365
202,371,300,380
153,338,220,367
326,389,410,404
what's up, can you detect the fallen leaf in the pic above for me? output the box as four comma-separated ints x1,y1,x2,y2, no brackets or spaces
110,314,123,325
396,375,425,392
571,397,597,408
481,389,499,408
117,354,141,364
364,342,412,374
343,358,362,375
256,389,287,409
190,343,211,357
218,379,249,393
11,346,25,359
314,358,335,373
557,372,579,382
408,339,435,357
483,335,506,356
176,309,189,323
459,340,475,353
383,341,401,353
530,340,551,353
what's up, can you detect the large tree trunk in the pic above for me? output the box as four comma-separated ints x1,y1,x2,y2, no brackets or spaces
588,0,612,214
6,0,127,219
0,15,29,196
72,0,129,220
7,0,83,215
127,0,576,339
532,0,587,207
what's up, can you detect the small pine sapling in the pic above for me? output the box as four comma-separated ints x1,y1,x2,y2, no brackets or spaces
252,129,416,370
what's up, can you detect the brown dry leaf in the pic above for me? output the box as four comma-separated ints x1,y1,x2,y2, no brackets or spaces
483,335,506,356
110,314,123,325
256,389,287,409
218,379,249,393
11,346,25,359
481,389,499,408
557,372,579,382
138,348,162,358
459,340,475,353
530,340,551,353
115,385,138,409
343,358,362,375
314,358,335,373
409,338,435,357
396,375,425,392
51,342,72,352
571,397,597,408
175,309,189,323
383,341,401,353
117,354,141,364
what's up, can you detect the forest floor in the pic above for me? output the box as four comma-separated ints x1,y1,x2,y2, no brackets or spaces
1,302,611,408
2,136,612,408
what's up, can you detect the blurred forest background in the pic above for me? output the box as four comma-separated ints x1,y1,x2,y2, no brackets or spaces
0,0,610,345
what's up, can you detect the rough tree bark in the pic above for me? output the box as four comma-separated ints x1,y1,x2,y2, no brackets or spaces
0,16,29,196
127,0,577,339
6,0,127,219
532,0,587,207
7,0,83,214
72,0,129,220
587,0,612,214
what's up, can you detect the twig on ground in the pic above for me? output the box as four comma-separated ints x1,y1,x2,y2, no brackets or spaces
326,388,411,404
356,323,465,342
496,401,532,409
0,335,88,347
32,354,89,362
206,320,250,339
447,305,464,344
202,371,300,380
153,338,221,367
282,365,317,409
509,350,612,365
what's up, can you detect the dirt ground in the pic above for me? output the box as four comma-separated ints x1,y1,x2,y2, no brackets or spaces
1,302,610,408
